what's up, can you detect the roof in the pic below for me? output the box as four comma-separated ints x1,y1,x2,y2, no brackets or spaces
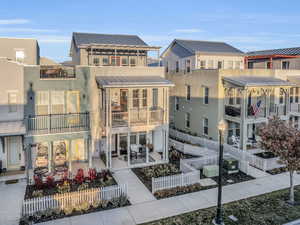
247,47,300,56
72,32,148,47
223,76,294,88
0,121,26,136
162,39,244,57
96,76,174,88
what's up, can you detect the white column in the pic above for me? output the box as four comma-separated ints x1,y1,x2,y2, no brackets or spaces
68,139,72,173
146,131,149,163
48,142,52,173
127,133,130,166
87,137,92,168
240,89,248,151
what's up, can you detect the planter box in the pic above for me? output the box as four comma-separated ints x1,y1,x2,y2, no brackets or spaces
203,165,219,177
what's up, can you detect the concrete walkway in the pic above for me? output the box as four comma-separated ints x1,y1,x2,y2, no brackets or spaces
113,169,156,204
0,179,26,225
38,172,300,225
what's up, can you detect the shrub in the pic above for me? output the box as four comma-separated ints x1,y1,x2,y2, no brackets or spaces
57,180,71,194
88,168,97,181
46,175,55,188
77,183,89,191
100,199,109,208
154,183,202,198
63,206,74,215
33,175,43,189
141,164,180,179
75,169,85,184
32,190,44,198
109,194,128,208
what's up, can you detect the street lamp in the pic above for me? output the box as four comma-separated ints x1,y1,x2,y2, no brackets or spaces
213,119,226,225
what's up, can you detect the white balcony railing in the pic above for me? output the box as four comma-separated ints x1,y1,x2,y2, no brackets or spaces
290,103,300,113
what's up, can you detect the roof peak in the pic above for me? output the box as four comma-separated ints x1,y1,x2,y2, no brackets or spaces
73,32,140,37
175,39,226,44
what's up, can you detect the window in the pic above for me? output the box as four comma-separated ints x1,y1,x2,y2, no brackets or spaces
152,88,158,108
51,91,65,114
36,91,49,115
203,87,209,104
93,58,99,66
176,61,179,72
15,50,25,63
228,61,233,69
132,89,139,108
248,62,254,69
290,88,294,103
266,61,271,69
228,89,234,105
186,85,191,101
165,61,169,73
203,118,208,135
186,59,191,73
185,113,190,128
279,89,284,104
208,60,214,69
217,61,223,69
130,133,137,145
102,57,109,65
142,89,147,107
130,58,136,66
175,96,179,111
111,56,120,66
296,88,299,103
139,133,146,145
282,61,290,70
235,61,241,69
67,91,80,113
200,60,206,69
121,57,128,66
8,92,17,113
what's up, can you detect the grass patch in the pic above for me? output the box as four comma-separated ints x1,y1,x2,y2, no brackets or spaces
140,186,300,225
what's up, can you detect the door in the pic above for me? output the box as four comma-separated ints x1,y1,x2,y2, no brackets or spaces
7,136,22,170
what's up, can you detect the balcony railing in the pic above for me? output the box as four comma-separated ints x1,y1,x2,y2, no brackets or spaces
225,105,241,117
27,112,89,134
269,105,287,117
111,108,164,127
247,106,267,118
40,66,75,79
290,103,300,113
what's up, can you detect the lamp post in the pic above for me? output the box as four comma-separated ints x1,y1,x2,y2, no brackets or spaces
213,119,226,225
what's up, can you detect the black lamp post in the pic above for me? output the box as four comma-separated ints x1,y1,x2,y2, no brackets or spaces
213,119,226,225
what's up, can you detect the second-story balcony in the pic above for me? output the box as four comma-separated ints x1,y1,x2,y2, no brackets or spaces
27,112,90,135
111,108,164,128
40,66,75,79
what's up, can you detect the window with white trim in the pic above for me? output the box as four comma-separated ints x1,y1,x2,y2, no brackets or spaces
132,89,139,108
186,59,191,73
186,85,191,101
282,61,290,70
142,89,147,107
203,118,208,135
176,61,179,72
51,91,65,114
217,61,223,69
8,92,17,113
175,96,179,111
203,87,209,104
15,50,25,63
36,91,49,115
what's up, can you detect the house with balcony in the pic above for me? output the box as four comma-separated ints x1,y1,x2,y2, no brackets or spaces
246,47,300,70
70,32,173,169
23,64,91,175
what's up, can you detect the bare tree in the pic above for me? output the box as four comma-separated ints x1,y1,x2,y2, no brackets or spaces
259,117,300,204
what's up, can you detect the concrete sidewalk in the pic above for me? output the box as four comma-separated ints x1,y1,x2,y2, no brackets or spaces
39,172,300,225
113,169,156,204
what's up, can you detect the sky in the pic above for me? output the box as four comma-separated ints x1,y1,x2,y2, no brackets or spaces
1,0,300,62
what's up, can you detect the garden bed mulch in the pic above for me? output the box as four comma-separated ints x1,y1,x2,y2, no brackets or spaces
141,186,300,225
25,170,117,199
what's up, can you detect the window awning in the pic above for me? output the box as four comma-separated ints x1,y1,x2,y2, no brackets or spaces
223,76,295,88
96,76,174,88
0,121,26,136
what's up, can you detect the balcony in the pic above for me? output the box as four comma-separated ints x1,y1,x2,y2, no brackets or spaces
27,112,90,135
40,66,75,79
225,105,241,117
111,108,164,128
269,105,287,117
290,103,300,113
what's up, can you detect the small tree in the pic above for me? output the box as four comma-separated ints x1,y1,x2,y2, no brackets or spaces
259,117,300,204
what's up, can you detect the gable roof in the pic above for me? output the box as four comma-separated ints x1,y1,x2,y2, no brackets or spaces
162,39,244,58
247,47,300,56
72,32,148,47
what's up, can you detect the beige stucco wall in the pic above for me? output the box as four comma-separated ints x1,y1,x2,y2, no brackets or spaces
0,38,39,65
0,58,24,122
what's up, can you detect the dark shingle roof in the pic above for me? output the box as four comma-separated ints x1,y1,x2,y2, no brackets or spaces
96,76,173,88
247,47,300,56
175,39,244,54
73,32,148,47
223,76,294,87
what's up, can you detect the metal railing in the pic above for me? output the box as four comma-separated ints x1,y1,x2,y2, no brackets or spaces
40,66,75,79
27,112,90,134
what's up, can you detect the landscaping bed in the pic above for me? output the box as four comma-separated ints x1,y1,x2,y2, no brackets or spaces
132,164,180,192
20,195,130,225
141,186,300,225
168,148,196,167
201,171,255,186
267,167,288,175
25,169,116,199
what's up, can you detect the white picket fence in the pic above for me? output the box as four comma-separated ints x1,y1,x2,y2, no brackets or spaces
22,184,128,217
151,170,200,194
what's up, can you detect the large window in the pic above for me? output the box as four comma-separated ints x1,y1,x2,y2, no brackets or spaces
36,91,49,115
152,88,158,108
185,113,190,128
282,61,290,70
279,89,284,104
122,57,128,66
102,56,109,65
186,85,191,101
142,89,147,107
93,58,99,66
51,91,65,114
290,87,299,103
132,89,139,108
203,87,209,104
203,118,208,135
8,92,17,113
248,62,254,69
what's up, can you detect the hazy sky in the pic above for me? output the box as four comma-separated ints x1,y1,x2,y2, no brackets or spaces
1,0,300,62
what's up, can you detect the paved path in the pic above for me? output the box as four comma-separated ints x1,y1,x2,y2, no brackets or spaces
113,169,156,204
39,172,300,225
0,179,26,225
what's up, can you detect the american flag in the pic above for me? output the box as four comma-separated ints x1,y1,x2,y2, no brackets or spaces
251,100,262,116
